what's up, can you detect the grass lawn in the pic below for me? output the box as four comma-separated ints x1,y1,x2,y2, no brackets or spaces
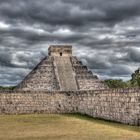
0,114,139,140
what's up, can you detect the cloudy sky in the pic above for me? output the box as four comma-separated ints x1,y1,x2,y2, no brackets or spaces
0,0,140,86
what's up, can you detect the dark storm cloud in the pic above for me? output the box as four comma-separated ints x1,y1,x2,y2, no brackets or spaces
0,0,140,27
0,0,140,85
117,48,140,63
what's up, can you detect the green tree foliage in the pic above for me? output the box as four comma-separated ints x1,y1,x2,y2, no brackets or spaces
104,79,128,88
104,68,140,88
0,86,16,90
130,68,140,87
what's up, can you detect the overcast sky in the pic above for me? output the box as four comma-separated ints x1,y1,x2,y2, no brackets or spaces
0,0,140,86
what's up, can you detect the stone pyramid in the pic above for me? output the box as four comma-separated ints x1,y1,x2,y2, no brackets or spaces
17,45,107,91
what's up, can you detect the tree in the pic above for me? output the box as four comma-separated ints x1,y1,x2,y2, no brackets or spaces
130,68,140,87
0,86,16,90
104,79,128,88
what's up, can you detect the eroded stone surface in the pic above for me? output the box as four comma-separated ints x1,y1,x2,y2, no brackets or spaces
0,89,139,125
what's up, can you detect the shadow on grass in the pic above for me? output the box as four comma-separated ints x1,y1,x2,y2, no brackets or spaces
62,113,140,133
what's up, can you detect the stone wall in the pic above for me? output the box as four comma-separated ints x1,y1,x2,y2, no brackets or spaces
0,91,73,114
0,89,140,125
77,89,140,125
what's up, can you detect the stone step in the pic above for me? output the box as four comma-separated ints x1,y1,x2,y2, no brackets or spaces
54,57,78,91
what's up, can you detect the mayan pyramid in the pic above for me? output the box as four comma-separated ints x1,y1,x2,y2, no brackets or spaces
17,45,107,91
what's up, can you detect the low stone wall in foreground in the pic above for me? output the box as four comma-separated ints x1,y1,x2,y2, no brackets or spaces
0,89,140,125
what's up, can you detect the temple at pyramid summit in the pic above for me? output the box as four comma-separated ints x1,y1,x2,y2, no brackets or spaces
17,45,107,91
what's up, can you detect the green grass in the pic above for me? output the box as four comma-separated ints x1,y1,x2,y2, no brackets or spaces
0,114,139,140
